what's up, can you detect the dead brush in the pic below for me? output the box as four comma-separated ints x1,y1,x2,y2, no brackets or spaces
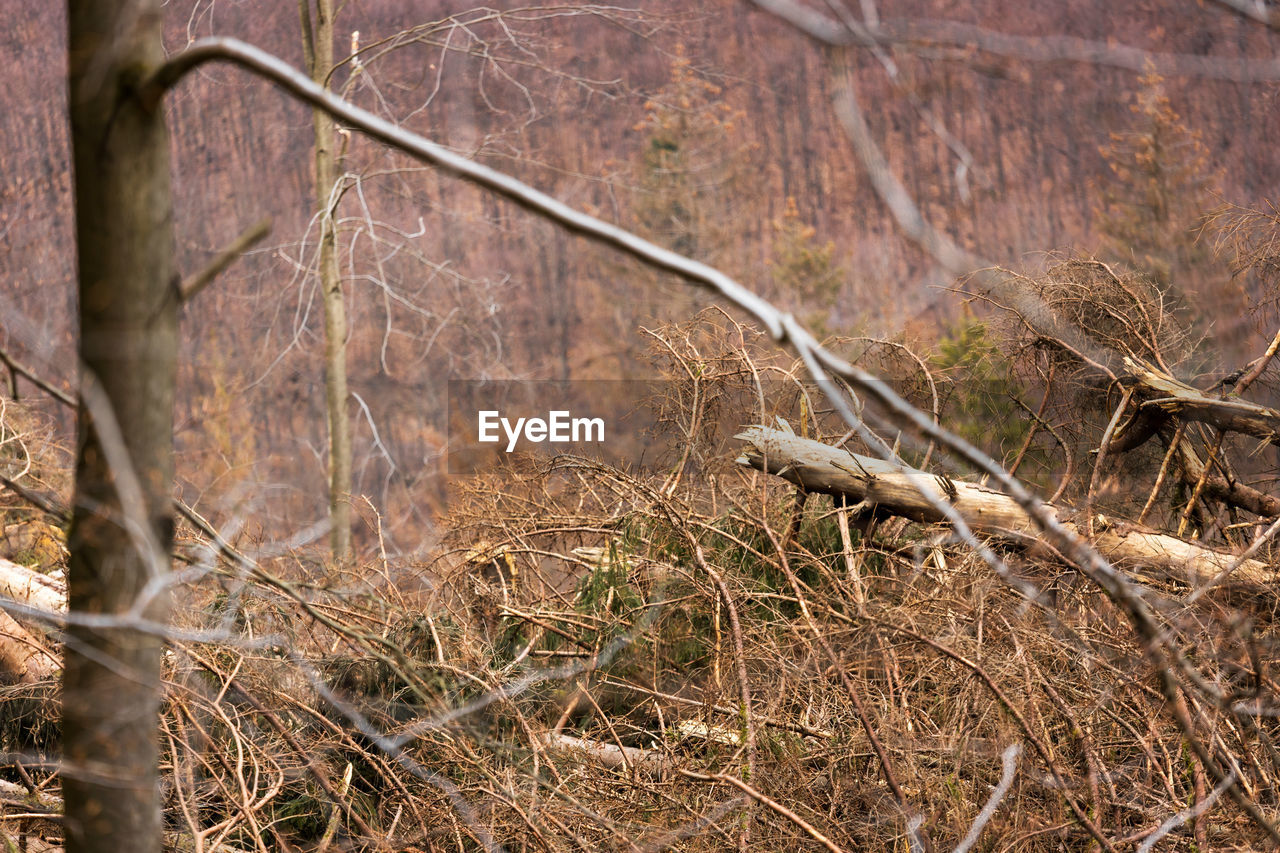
991,257,1198,377
4,315,1280,850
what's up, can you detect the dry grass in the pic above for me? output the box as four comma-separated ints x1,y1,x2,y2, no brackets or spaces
2,315,1280,851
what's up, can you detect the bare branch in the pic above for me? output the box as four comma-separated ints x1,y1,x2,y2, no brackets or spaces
954,744,1021,853
0,346,75,406
754,0,1280,81
1207,0,1280,30
677,768,849,853
141,38,785,340
180,217,272,303
1136,768,1236,852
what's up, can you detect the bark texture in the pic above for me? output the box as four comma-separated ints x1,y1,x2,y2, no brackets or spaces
65,1,177,849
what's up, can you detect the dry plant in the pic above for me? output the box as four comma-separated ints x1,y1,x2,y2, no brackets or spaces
3,308,1280,851
8,3,1280,842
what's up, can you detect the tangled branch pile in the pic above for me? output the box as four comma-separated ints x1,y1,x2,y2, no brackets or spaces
3,288,1280,851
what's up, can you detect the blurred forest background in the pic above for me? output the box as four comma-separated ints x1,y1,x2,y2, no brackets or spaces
2,0,1277,554
11,4,1280,851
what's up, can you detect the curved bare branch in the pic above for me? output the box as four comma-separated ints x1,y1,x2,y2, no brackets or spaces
142,38,784,341
754,0,1280,82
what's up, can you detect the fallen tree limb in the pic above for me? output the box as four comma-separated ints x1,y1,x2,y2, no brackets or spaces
1125,358,1280,445
1172,436,1280,519
0,558,66,615
0,779,61,812
539,732,672,778
0,558,64,682
0,611,58,683
735,426,1277,588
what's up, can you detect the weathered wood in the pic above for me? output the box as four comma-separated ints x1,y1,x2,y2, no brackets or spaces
738,426,1041,531
0,778,61,811
0,558,67,615
1173,437,1280,518
0,612,58,683
736,426,1277,588
0,561,63,683
540,732,672,778
1126,357,1280,444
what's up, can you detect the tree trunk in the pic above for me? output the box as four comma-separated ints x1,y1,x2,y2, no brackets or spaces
64,1,177,850
301,0,353,562
736,426,1276,588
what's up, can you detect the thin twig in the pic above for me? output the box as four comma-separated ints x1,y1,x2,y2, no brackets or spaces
180,218,272,303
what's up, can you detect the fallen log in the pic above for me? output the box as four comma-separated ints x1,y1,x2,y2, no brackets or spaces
540,732,672,778
0,558,64,683
735,426,1277,589
0,611,58,684
0,557,66,615
1125,357,1280,445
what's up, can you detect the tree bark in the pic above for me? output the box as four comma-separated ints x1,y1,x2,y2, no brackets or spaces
736,427,1276,588
301,0,353,562
65,1,177,850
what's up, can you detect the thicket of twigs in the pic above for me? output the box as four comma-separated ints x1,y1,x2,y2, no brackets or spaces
5,259,1280,851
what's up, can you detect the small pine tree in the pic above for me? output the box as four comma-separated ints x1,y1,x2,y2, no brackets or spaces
929,319,1031,466
1096,67,1217,292
769,196,845,334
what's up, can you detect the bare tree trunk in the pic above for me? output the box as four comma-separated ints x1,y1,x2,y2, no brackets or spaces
64,1,177,850
301,0,352,562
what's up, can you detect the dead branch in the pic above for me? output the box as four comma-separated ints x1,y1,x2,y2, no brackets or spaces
1126,358,1280,445
179,217,272,303
1171,434,1280,519
539,732,672,778
754,0,1280,81
736,426,1277,587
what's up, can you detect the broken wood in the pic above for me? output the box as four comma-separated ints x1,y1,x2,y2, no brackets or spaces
540,732,672,778
0,558,66,615
0,611,58,683
1172,436,1280,519
1125,357,1280,445
0,558,64,682
735,426,1276,589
